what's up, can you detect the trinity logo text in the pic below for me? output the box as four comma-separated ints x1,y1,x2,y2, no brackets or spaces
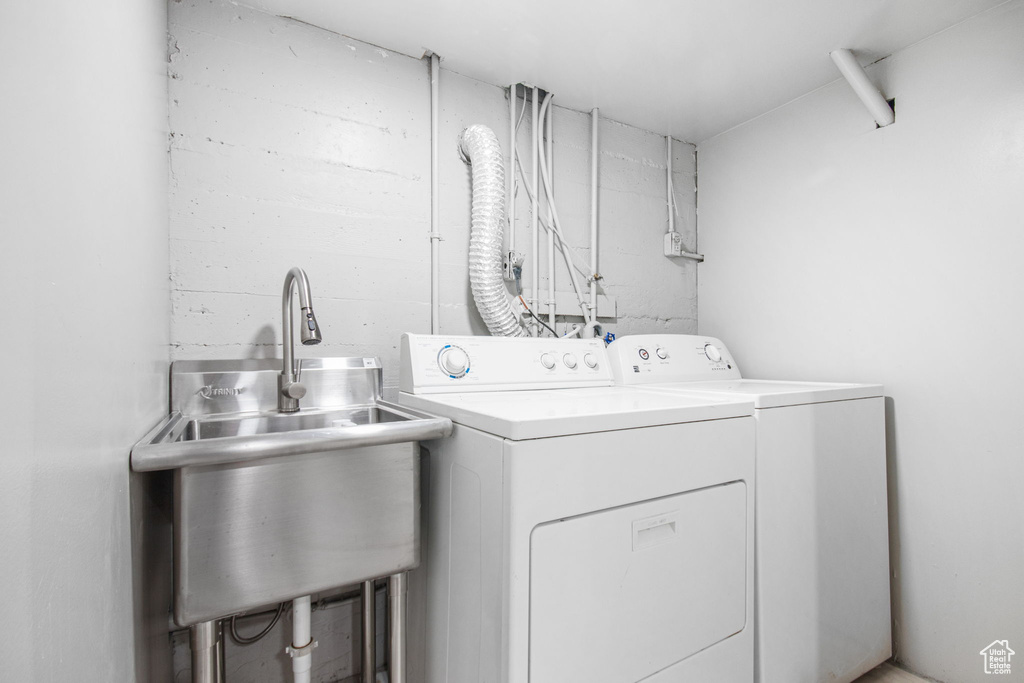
980,640,1014,675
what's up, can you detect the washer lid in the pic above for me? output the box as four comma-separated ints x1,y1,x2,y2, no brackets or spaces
637,379,883,409
398,386,754,440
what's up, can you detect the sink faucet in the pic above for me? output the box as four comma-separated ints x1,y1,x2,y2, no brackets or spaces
279,267,322,412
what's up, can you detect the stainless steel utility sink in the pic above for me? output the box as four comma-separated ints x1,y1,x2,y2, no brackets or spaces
131,358,451,627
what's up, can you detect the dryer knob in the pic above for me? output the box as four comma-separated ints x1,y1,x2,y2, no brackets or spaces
439,347,469,376
704,344,723,362
656,348,669,360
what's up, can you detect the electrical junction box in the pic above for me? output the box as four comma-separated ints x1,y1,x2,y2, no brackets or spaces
504,250,525,281
664,231,684,257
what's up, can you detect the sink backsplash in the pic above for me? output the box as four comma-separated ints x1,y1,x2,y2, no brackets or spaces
171,357,382,417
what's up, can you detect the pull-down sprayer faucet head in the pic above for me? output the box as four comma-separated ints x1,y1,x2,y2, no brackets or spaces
300,307,322,345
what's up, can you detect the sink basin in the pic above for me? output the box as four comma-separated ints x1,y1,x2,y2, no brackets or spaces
130,357,452,626
184,405,411,440
133,401,446,472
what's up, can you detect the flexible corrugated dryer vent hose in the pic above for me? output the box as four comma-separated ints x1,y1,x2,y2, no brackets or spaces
458,124,526,337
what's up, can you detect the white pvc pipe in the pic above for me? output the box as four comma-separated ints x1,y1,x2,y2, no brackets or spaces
545,99,555,330
829,49,894,127
290,596,314,683
508,84,517,253
530,86,540,332
586,108,600,337
429,53,441,334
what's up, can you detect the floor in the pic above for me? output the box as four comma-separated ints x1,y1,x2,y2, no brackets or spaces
856,663,932,682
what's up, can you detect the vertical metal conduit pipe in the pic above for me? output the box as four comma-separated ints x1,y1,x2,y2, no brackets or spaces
530,85,540,332
388,572,408,683
429,52,442,334
190,620,223,683
666,136,674,235
362,580,376,683
544,99,556,329
587,107,600,336
508,84,517,254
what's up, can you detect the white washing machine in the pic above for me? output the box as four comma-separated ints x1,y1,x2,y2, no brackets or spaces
607,334,891,683
399,333,757,683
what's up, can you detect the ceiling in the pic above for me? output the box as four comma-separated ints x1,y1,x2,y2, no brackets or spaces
239,0,1004,142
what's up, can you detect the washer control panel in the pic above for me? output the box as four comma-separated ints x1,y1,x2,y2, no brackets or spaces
401,333,613,394
606,334,742,384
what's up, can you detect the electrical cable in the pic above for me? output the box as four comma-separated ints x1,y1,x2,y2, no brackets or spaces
519,296,558,337
229,601,287,645
536,93,593,321
510,86,599,325
512,265,557,337
511,90,594,283
513,152,594,281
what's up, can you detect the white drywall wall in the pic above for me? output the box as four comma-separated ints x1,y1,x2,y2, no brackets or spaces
168,0,697,395
697,3,1024,681
0,0,170,680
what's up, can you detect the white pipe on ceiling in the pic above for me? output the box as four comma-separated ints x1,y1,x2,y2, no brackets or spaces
829,48,895,127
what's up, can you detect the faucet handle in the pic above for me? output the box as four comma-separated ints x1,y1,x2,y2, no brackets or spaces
282,382,307,400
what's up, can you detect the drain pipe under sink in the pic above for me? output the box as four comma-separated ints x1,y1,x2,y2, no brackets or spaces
286,596,317,683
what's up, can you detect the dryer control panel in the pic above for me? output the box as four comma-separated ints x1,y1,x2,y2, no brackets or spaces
607,334,742,384
400,333,613,394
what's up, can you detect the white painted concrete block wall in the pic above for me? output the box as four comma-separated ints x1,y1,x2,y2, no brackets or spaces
168,0,696,678
696,3,1024,682
169,0,696,395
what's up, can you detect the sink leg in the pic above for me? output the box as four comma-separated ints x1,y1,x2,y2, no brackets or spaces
362,580,376,683
190,620,224,683
215,620,226,682
388,572,407,683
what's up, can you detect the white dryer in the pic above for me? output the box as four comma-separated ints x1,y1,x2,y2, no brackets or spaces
607,334,891,683
399,333,757,683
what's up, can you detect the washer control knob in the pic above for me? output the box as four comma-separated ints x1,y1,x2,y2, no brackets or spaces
583,352,598,368
439,346,469,377
540,353,556,370
656,348,669,360
638,348,650,361
563,353,578,369
704,343,722,362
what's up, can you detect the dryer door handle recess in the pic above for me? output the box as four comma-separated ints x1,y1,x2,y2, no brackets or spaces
632,512,679,551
